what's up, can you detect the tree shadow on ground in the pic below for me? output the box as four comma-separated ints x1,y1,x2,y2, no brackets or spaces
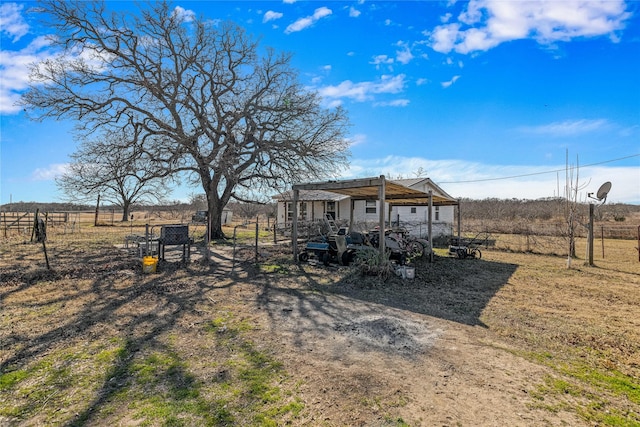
248,252,519,350
328,255,519,327
0,241,517,424
0,241,245,425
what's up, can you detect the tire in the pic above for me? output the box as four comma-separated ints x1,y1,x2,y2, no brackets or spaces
456,248,467,259
298,252,309,262
408,241,424,258
322,252,330,266
340,251,351,266
474,249,482,259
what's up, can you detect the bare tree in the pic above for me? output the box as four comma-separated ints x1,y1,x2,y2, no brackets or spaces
56,129,172,221
234,202,263,221
23,1,350,239
187,194,207,211
563,151,588,267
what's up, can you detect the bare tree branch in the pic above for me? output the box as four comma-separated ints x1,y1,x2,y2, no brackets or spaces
23,0,350,238
56,128,173,220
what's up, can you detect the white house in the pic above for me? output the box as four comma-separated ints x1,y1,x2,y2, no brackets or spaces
273,178,457,238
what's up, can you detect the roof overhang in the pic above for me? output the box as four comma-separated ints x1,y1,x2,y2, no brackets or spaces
292,176,458,206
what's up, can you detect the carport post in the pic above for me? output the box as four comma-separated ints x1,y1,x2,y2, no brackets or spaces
457,199,462,243
428,191,434,262
292,189,299,263
349,199,355,233
378,175,386,256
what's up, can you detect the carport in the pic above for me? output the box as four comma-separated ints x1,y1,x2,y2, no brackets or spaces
291,175,459,262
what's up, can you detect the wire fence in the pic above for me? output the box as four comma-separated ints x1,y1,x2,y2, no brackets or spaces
459,221,639,258
2,210,638,263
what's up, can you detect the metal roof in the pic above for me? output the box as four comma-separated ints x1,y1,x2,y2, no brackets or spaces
272,189,348,202
292,176,458,206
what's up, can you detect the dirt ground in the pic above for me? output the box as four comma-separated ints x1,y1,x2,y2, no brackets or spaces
2,236,638,426
202,246,583,426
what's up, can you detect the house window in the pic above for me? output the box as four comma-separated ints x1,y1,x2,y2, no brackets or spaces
286,202,293,222
300,202,307,220
410,207,417,214
326,201,336,220
286,202,308,221
365,200,377,214
435,206,440,221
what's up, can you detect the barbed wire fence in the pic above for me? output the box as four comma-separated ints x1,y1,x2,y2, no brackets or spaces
2,209,638,263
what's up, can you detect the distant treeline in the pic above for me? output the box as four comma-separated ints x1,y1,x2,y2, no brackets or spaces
0,201,193,213
1,202,95,212
2,198,638,223
459,198,639,222
0,201,277,220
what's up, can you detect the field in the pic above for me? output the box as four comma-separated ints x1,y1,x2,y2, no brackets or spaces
1,223,639,426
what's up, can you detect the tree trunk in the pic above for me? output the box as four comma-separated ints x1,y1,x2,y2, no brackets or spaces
208,202,226,240
121,201,131,222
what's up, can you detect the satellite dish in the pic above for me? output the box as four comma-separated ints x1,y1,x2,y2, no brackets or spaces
595,181,612,201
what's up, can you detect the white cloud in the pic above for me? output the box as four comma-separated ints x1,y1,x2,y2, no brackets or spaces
349,6,361,18
416,78,429,86
370,54,394,69
172,6,195,23
0,35,55,114
429,0,631,54
317,74,406,103
263,10,283,23
0,2,29,42
348,133,367,147
429,23,461,53
285,7,332,33
31,163,68,181
441,75,460,88
396,44,414,65
373,99,410,107
343,156,640,203
519,119,610,137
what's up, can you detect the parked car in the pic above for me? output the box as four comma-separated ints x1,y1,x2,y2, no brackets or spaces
191,210,208,223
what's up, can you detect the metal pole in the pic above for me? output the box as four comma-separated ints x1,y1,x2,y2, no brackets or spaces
457,200,461,244
145,223,150,256
255,217,259,263
428,191,433,262
587,203,594,266
378,175,386,257
292,189,299,263
349,199,354,232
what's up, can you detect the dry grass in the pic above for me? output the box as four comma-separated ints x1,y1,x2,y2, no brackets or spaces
477,244,640,424
1,226,639,426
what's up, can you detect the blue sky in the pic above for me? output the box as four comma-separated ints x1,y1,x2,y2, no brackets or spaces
1,0,639,204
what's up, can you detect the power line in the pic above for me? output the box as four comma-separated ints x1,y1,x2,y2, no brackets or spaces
439,153,640,184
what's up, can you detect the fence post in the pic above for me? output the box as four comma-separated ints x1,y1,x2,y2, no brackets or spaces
94,194,100,226
255,217,259,263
